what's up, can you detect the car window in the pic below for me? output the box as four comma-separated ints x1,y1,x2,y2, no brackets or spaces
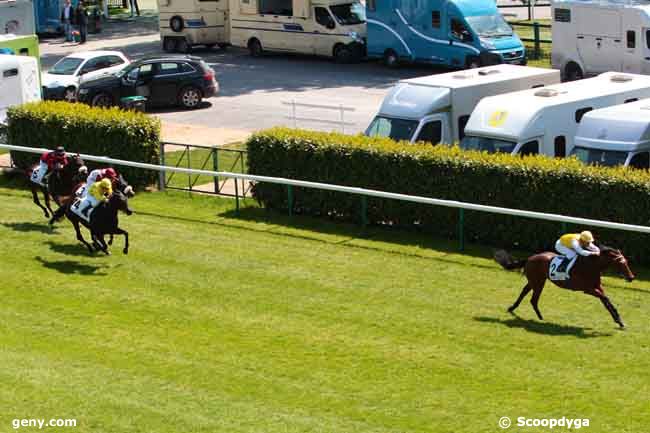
519,140,539,156
180,63,196,73
106,55,125,67
126,64,153,82
80,57,104,74
417,120,442,145
156,63,181,76
315,7,334,28
629,152,649,169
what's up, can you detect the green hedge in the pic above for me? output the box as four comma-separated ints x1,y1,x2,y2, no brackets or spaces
248,128,650,263
8,101,160,188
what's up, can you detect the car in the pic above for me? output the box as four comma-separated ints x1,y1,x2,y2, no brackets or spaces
76,55,219,110
41,51,130,102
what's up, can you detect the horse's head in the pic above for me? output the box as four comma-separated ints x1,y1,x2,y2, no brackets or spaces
110,190,133,216
601,247,635,282
114,174,135,198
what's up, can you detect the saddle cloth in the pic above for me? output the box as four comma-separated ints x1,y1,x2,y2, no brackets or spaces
70,196,94,222
549,256,571,281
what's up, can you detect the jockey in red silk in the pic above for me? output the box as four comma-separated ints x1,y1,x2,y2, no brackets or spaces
31,146,68,186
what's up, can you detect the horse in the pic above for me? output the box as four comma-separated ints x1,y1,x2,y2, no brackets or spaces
494,246,635,328
49,190,133,255
27,155,86,218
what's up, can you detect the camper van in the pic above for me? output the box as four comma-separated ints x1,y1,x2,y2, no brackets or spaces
572,99,650,169
366,0,526,68
552,0,650,80
158,0,229,53
0,0,36,35
365,64,560,145
460,72,650,157
229,0,366,62
0,55,41,124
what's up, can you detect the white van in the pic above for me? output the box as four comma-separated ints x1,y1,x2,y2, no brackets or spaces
158,0,229,53
229,0,366,62
552,0,650,80
460,72,650,157
0,55,41,124
572,99,650,169
365,64,560,146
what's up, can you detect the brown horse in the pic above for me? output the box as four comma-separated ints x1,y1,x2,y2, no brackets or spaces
26,155,86,218
495,246,635,328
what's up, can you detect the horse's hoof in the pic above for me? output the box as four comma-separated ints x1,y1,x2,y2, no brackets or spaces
104,250,111,256
507,306,515,314
618,322,626,329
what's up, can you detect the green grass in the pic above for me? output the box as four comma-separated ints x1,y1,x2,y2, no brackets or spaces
163,143,247,189
1,175,649,433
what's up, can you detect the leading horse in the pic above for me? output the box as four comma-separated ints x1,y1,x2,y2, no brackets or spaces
495,246,635,328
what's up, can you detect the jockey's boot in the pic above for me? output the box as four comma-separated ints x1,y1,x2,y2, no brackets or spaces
556,257,571,273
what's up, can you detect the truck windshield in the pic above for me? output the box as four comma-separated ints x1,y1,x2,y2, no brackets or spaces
366,116,418,142
572,147,629,167
330,3,365,25
48,57,83,75
460,135,517,153
466,15,512,37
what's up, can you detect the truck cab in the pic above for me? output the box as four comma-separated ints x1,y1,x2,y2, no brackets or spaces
366,0,526,68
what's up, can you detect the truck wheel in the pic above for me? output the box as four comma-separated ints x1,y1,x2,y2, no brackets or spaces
383,49,399,68
248,39,263,57
333,44,354,63
176,38,190,54
466,56,481,69
163,37,177,53
565,62,583,81
170,16,184,33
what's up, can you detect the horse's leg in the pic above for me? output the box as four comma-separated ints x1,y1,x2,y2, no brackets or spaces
31,186,49,218
73,220,94,254
530,282,546,321
95,232,110,255
591,289,625,328
108,234,114,246
112,228,129,255
43,188,54,217
508,283,532,313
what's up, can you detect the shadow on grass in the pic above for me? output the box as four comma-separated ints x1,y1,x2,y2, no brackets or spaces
0,221,55,234
46,241,96,257
35,256,107,276
474,316,614,339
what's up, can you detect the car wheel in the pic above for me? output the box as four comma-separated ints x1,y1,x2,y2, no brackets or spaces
248,38,263,57
333,44,354,64
383,49,399,68
466,56,481,69
163,37,177,53
170,16,184,32
64,86,77,102
176,38,190,54
91,93,113,108
179,86,202,109
565,62,583,82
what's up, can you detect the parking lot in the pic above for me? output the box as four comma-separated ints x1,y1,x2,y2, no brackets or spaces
39,16,437,136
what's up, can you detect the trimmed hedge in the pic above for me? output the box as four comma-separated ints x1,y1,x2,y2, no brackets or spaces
8,101,160,188
248,128,650,264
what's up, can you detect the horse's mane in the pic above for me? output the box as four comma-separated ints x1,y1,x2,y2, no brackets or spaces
596,244,618,254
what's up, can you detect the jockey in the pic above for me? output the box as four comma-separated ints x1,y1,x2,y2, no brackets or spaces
86,167,118,189
79,178,113,218
31,146,68,186
555,231,600,274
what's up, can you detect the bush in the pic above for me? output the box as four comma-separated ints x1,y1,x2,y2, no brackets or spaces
248,128,650,263
7,101,160,188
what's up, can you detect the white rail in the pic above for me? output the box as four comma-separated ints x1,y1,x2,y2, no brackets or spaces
282,100,355,133
2,143,650,234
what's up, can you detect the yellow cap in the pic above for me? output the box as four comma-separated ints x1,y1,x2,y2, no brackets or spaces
580,231,594,243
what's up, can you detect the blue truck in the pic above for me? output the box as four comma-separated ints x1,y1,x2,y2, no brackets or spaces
366,0,526,68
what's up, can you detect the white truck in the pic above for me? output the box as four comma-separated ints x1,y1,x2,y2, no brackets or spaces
365,64,560,146
460,72,650,157
552,0,650,80
229,0,366,62
572,98,650,169
0,55,41,124
0,0,36,35
158,0,229,53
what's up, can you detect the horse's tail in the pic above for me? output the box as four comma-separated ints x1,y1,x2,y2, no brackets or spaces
494,249,527,271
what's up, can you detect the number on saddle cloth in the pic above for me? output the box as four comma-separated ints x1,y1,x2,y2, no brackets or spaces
549,256,571,281
30,166,46,185
75,184,87,197
71,196,92,221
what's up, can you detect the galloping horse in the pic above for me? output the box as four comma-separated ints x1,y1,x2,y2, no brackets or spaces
27,155,86,218
50,190,133,255
495,246,635,328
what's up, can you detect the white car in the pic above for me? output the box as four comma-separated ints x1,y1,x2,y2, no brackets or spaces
41,51,130,102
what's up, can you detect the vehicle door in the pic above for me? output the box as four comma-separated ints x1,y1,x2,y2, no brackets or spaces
576,7,622,73
312,6,336,56
622,10,646,73
78,57,107,84
413,114,448,146
448,11,476,67
121,63,154,100
400,2,447,64
150,62,185,105
628,151,649,169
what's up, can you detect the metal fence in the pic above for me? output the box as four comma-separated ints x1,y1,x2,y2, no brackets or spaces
508,21,552,60
159,142,251,197
283,100,356,134
497,2,552,21
4,143,650,252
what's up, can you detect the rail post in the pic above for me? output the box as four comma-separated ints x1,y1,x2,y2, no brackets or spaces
186,145,192,192
533,22,541,60
234,176,240,215
287,185,293,217
528,1,532,21
360,195,368,228
458,208,465,251
158,141,166,191
212,148,219,194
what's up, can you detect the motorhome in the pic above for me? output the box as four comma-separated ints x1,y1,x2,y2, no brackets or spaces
0,0,36,35
460,72,650,157
229,0,366,62
365,64,560,145
33,0,67,34
366,0,526,68
158,0,229,53
552,0,650,80
0,55,41,124
572,99,650,169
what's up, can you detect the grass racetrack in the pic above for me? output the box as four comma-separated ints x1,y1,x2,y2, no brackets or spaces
0,176,649,433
